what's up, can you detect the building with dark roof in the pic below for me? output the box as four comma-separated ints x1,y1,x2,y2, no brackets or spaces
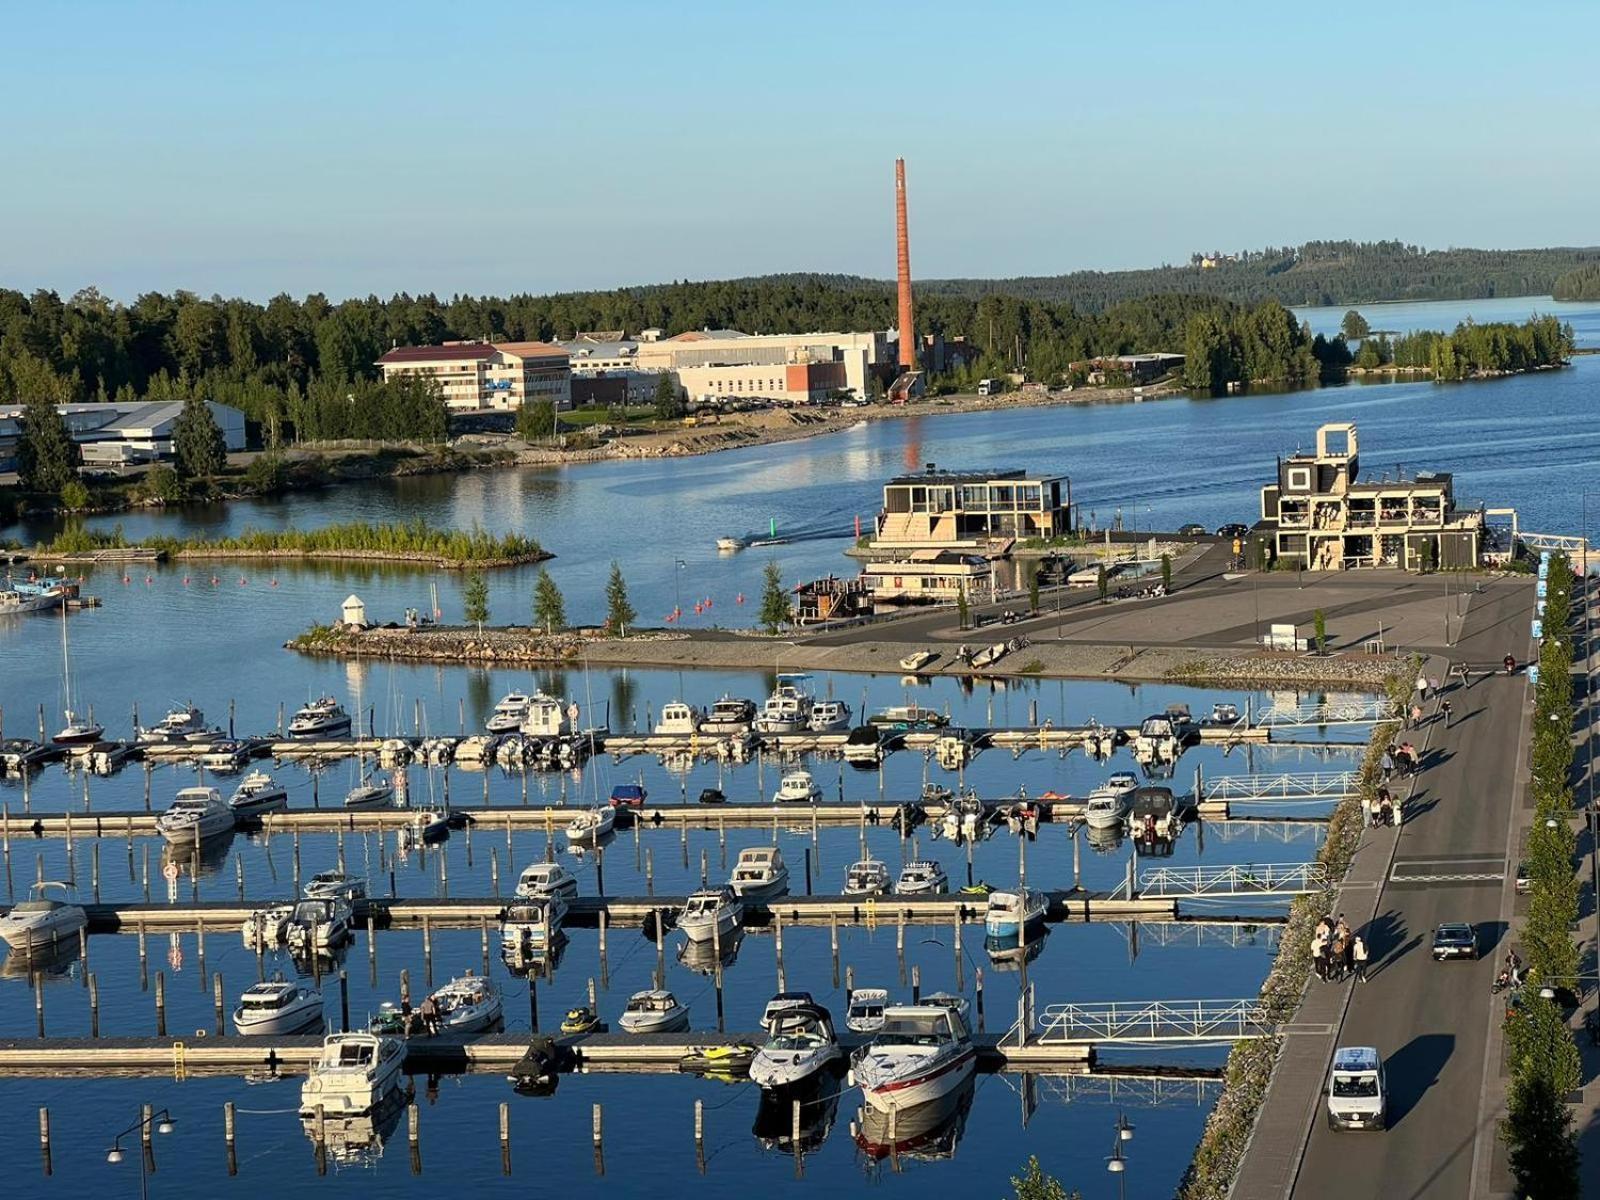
376,341,571,412
875,464,1072,549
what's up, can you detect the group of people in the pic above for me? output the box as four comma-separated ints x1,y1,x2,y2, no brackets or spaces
1367,784,1403,827
1379,741,1421,784
1311,913,1369,983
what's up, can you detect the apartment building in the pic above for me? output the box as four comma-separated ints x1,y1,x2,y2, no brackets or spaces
376,341,572,413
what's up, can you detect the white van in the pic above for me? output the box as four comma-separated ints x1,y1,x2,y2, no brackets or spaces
1326,1046,1386,1130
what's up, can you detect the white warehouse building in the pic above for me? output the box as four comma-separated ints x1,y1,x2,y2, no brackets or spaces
0,400,248,468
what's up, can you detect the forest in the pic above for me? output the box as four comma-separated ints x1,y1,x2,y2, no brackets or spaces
1552,263,1600,301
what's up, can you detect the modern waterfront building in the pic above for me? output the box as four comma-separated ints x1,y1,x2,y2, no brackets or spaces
375,341,572,413
0,400,247,468
1258,422,1484,570
635,329,891,403
873,465,1073,550
859,550,995,604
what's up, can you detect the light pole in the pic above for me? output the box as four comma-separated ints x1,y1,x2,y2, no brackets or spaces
1106,1111,1134,1200
106,1108,176,1200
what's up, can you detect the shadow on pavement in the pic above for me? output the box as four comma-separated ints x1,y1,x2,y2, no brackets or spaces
1384,1032,1455,1128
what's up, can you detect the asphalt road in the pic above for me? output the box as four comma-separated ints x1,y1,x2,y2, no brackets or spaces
1291,583,1532,1200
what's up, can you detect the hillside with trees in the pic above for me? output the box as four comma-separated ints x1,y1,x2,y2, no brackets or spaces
1552,263,1600,301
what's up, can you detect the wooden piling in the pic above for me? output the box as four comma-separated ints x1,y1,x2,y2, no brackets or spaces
155,970,166,1035
499,1101,511,1176
339,969,350,1032
89,973,99,1037
213,971,225,1035
38,1107,50,1176
694,1097,705,1173
225,1100,237,1176
976,967,985,1031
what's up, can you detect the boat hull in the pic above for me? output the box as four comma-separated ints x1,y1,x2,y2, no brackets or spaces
679,908,740,944
618,1010,690,1034
158,814,236,844
859,1048,976,1113
0,911,88,950
235,999,324,1036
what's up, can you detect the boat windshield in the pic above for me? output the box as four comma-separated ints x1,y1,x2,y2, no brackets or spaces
850,1003,884,1020
770,1030,825,1050
875,1017,949,1047
334,1043,374,1067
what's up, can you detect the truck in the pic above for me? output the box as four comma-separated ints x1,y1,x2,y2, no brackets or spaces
977,378,1000,397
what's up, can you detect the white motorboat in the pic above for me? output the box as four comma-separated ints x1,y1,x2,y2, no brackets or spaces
843,724,884,766
300,1032,406,1116
729,847,789,900
983,888,1048,938
1105,771,1139,795
654,701,705,736
716,537,742,552
1083,786,1130,830
234,978,324,1035
0,581,63,616
750,1001,843,1090
940,791,986,842
845,988,889,1034
852,1003,977,1113
156,786,235,845
0,881,87,951
807,699,852,733
425,975,502,1034
519,692,572,740
699,696,756,734
288,697,352,739
344,775,395,809
842,858,891,896
869,704,948,731
241,903,296,951
229,770,289,817
418,737,456,766
514,861,579,902
501,896,567,957
894,860,949,896
51,607,103,746
194,739,249,773
898,649,937,673
678,885,742,944
617,989,690,1034
303,872,368,903
1203,702,1242,727
398,808,449,850
137,703,210,745
454,734,499,765
486,692,532,734
565,805,615,842
378,738,412,766
773,769,823,805
287,897,354,955
754,674,813,735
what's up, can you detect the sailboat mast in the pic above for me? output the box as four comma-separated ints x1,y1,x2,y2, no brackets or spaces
59,604,73,719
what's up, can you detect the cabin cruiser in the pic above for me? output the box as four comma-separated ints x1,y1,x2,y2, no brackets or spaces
241,903,296,950
300,1032,406,1116
894,860,949,896
773,769,823,804
137,703,213,745
454,734,499,766
156,786,234,844
197,739,251,773
228,770,289,817
0,881,87,951
304,872,368,903
678,884,742,944
843,724,885,766
515,861,579,902
425,975,502,1033
807,699,852,733
843,858,891,896
564,804,615,842
234,978,324,1035
654,701,705,736
852,1003,977,1112
486,692,532,734
1083,785,1131,830
846,987,890,1033
984,887,1048,938
729,846,790,900
501,896,567,961
288,697,352,739
700,696,757,734
749,1001,843,1090
618,989,690,1034
1130,786,1185,854
518,692,572,740
1105,770,1138,795
286,897,354,955
754,674,814,735
344,774,395,809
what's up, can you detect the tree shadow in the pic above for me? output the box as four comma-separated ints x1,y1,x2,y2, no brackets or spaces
1384,1033,1455,1128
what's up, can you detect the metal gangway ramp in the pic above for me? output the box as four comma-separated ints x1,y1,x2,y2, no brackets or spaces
1254,698,1393,728
1033,999,1281,1045
1197,770,1357,804
1136,862,1328,899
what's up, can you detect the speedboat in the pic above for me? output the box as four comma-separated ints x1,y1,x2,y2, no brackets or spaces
618,989,690,1034
234,978,324,1035
286,897,354,955
1130,785,1185,852
300,1032,406,1116
754,674,813,735
749,1002,843,1090
807,699,852,733
486,692,532,734
197,739,251,773
515,861,579,902
843,724,884,766
940,791,987,842
241,903,296,951
1083,786,1130,830
0,881,87,951
729,847,789,900
501,897,567,958
846,987,890,1033
137,703,210,745
853,1077,975,1161
288,697,352,739
565,805,615,842
773,769,822,804
1203,702,1242,727
852,1003,977,1113
344,774,394,809
418,737,456,766
156,786,234,844
229,770,289,817
869,705,948,732
894,860,949,896
678,885,742,944
398,808,449,850
716,537,742,552
454,734,499,765
654,701,705,736
426,975,502,1034
700,696,756,734
984,887,1048,938
843,858,891,896
1105,771,1139,795
304,871,368,903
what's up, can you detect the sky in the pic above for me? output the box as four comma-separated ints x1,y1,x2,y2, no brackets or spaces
1,0,1597,301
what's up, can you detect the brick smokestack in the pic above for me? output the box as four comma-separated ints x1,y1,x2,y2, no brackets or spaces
895,157,915,370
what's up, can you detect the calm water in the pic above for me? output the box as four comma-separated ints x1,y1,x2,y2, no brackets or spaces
1,294,1590,1198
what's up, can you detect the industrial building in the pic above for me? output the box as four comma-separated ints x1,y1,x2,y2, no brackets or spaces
1258,422,1484,570
0,400,247,469
375,341,571,413
874,464,1073,550
636,328,889,403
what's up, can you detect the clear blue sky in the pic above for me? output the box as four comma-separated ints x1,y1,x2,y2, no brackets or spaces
2,0,1595,301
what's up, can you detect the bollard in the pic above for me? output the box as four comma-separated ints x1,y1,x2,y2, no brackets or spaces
595,843,605,896
89,973,100,1037
292,831,301,892
500,1101,511,1176
598,908,608,961
78,924,89,973
400,968,411,1008
367,912,376,968
314,1103,326,1145
213,972,225,1035
340,969,350,1032
654,908,666,987
155,970,167,1035
39,1107,50,1176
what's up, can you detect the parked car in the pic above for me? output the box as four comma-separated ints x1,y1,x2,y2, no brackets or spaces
1178,523,1207,537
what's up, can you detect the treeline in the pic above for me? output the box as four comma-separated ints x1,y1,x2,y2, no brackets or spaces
1180,301,1322,391
1350,316,1572,378
1551,263,1600,301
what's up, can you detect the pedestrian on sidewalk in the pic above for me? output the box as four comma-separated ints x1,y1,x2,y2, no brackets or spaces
1352,935,1369,982
1416,671,1430,703
1312,934,1328,981
1440,698,1452,728
1381,748,1395,782
1409,702,1424,730
1428,675,1440,698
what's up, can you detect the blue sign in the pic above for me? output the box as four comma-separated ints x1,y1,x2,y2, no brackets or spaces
1537,580,1548,598
1538,562,1549,581
1529,664,1540,686
1537,600,1547,618
1532,619,1543,640
485,379,512,391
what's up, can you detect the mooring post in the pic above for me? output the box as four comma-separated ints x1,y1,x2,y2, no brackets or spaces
792,1098,804,1178
976,967,986,1031
339,969,350,1032
89,972,100,1037
912,963,922,1004
155,970,166,1035
408,1102,421,1175
694,1098,705,1174
499,1101,511,1176
35,976,44,1036
422,915,433,985
38,1107,50,1176
224,1100,237,1176
213,971,225,1035
490,848,499,896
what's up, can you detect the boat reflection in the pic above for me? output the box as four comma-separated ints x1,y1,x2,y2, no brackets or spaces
984,928,1048,971
501,930,569,977
301,1086,408,1168
161,828,238,879
0,936,83,980
754,1067,843,1154
852,1077,975,1163
677,926,745,975
1085,822,1125,854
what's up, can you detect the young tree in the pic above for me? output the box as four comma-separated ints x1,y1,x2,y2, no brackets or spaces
1028,569,1040,614
1160,552,1172,594
605,561,636,636
463,571,489,631
173,394,227,478
1502,1073,1580,1199
516,398,556,442
758,561,790,633
956,585,969,630
1313,608,1327,653
1096,563,1109,604
532,567,566,634
653,373,681,421
1340,309,1371,340
15,395,82,495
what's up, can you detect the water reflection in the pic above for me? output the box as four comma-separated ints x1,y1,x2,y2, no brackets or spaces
852,1076,976,1163
754,1066,844,1154
985,927,1048,971
677,925,745,975
162,828,238,878
302,1086,409,1168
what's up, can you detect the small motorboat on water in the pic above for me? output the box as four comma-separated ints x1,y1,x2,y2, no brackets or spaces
425,975,502,1034
842,858,891,896
486,692,532,734
156,786,235,844
288,697,352,739
241,902,296,951
515,861,579,901
983,887,1048,938
344,774,395,809
300,1033,405,1116
716,537,743,552
729,847,789,900
618,989,690,1034
137,703,211,745
234,978,324,1036
654,701,705,736
1202,701,1242,727
940,791,987,842
678,884,742,944
807,699,852,733
773,769,822,804
286,897,354,956
565,805,615,842
561,1006,603,1035
843,724,884,766
846,987,889,1033
303,871,368,903
894,860,949,896
0,881,86,951
229,770,289,818
501,896,567,959
398,807,450,850
754,675,814,735
851,1003,977,1113
869,705,948,732
700,696,757,735
1083,786,1131,830
749,1001,843,1091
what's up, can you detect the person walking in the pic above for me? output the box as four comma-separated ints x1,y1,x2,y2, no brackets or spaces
1440,698,1453,728
1352,934,1369,982
1381,748,1395,782
1416,671,1430,703
1311,934,1328,981
1409,702,1424,730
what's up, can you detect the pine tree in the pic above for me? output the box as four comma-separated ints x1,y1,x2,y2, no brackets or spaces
173,394,227,478
653,372,681,421
532,567,566,634
758,561,790,633
15,395,82,495
605,561,636,636
516,399,556,441
463,572,489,631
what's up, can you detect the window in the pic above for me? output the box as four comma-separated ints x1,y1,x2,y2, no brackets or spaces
1288,467,1311,491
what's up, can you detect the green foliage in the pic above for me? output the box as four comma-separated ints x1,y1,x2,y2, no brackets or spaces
1419,316,1572,380
172,393,227,478
1096,563,1108,603
1340,310,1371,340
532,567,566,633
604,561,636,635
1161,553,1172,594
138,464,187,503
1552,262,1600,301
462,572,489,628
143,520,538,564
14,389,82,494
516,398,557,441
242,453,287,494
1313,608,1327,653
956,586,969,630
58,479,91,510
1181,300,1320,392
758,561,790,634
1009,1157,1082,1200
653,372,681,421
1502,1072,1581,1199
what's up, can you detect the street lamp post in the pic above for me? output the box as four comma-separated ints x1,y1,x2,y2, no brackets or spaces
1105,1112,1134,1200
106,1108,176,1200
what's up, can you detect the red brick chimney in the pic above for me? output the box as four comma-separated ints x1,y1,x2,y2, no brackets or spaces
895,158,915,370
